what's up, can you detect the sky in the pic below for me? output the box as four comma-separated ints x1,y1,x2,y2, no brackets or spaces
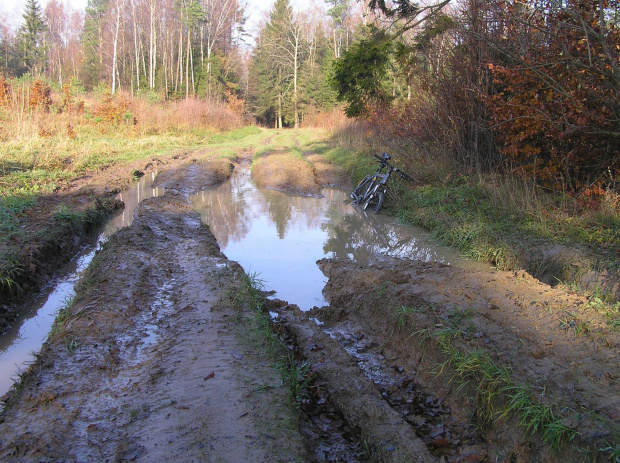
0,0,276,35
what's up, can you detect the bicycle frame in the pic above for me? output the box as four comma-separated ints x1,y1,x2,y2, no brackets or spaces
350,154,391,204
350,153,409,214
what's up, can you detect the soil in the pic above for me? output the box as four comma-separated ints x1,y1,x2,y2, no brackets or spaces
1,141,619,462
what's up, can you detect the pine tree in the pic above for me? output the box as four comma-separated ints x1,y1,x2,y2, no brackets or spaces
248,0,305,127
17,0,47,77
247,37,279,126
81,0,109,89
298,28,338,117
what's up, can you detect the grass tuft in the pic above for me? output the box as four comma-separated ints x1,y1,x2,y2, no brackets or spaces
424,328,580,451
0,253,23,295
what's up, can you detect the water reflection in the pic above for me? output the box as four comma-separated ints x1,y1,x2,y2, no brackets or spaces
322,207,473,267
0,174,164,399
106,172,164,234
191,167,485,311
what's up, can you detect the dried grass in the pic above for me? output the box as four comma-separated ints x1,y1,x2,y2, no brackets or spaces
0,80,245,177
301,107,349,131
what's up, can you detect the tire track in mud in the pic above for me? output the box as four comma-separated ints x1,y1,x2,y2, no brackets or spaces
308,256,620,461
272,303,437,462
0,194,293,461
271,299,489,463
0,158,311,462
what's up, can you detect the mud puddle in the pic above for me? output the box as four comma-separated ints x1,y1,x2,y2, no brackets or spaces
0,173,163,399
191,167,487,310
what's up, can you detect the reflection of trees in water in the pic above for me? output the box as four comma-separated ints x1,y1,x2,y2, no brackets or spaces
191,173,251,248
322,208,443,266
108,173,163,234
262,190,292,239
190,169,333,245
191,168,450,266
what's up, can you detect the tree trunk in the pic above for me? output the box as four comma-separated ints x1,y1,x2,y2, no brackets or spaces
176,28,183,92
131,0,140,90
186,28,191,99
112,0,123,94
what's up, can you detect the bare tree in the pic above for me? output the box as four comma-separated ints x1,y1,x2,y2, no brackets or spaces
111,0,126,93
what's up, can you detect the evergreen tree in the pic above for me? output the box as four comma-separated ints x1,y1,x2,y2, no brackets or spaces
298,27,338,119
17,0,47,76
247,37,279,126
248,0,305,127
81,0,108,90
330,26,393,117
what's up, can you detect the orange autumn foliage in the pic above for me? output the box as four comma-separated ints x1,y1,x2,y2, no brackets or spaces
29,80,52,111
93,93,130,124
487,0,619,193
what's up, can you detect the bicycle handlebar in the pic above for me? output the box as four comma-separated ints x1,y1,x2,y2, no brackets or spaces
372,153,412,181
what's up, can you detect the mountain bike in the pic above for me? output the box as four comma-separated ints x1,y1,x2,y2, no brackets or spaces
350,153,410,214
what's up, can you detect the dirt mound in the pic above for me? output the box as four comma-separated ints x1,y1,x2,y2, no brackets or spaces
252,152,322,196
153,155,234,193
306,153,349,189
314,256,620,461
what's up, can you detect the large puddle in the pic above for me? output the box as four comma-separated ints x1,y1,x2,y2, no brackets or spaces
0,166,487,400
191,167,486,310
0,173,163,399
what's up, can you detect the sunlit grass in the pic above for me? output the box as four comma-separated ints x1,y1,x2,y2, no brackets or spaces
330,123,620,281
421,327,580,451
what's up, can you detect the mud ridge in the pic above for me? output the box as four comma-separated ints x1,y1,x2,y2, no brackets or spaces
273,302,436,462
316,256,620,461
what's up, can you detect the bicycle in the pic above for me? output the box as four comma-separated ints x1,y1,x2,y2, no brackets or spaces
350,153,410,214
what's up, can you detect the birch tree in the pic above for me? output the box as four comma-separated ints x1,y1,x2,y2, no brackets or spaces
111,0,125,93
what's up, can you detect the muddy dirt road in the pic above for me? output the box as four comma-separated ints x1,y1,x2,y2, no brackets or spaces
0,145,619,462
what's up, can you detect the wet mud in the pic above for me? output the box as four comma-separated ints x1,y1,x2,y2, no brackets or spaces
0,150,193,332
1,146,619,462
0,185,308,462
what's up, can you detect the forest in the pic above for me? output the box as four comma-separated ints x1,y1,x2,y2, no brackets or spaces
1,5,619,457
0,0,619,196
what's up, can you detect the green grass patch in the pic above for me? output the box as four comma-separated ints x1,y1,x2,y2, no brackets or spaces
53,203,109,229
0,252,23,295
0,195,36,242
207,125,262,144
419,327,593,454
387,180,619,278
325,148,375,184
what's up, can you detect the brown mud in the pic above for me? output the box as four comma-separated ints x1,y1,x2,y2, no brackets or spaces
0,149,206,332
1,145,619,462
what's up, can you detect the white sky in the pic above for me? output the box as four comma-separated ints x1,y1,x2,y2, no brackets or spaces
0,0,276,34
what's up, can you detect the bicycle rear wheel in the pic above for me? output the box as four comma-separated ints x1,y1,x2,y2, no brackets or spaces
351,177,373,203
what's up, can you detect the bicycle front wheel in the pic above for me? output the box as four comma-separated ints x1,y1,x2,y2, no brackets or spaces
363,190,384,214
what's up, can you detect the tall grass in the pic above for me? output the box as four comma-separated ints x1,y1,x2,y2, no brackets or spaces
0,81,246,195
333,119,620,250
301,107,349,131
